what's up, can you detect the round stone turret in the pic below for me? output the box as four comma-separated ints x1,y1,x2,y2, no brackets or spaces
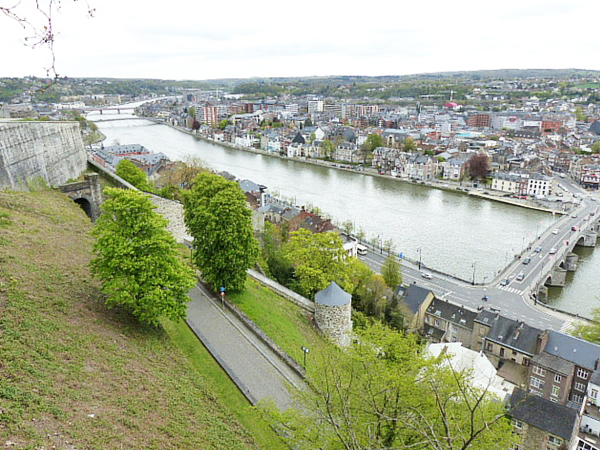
314,282,352,347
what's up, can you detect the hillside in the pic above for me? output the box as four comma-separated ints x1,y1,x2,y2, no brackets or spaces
0,189,259,448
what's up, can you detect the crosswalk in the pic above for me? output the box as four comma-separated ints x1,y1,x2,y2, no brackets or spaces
496,283,523,295
559,321,577,335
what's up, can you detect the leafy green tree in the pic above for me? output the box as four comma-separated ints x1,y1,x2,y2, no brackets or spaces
592,141,600,154
403,136,418,152
262,222,294,286
381,254,402,288
361,133,384,162
575,106,587,122
341,220,354,235
261,322,517,449
183,172,259,292
283,229,353,299
187,106,196,121
356,227,366,242
572,308,600,343
354,273,389,319
115,159,154,192
320,139,335,159
218,119,230,130
90,188,196,325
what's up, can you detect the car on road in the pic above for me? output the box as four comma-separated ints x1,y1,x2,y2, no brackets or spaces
500,278,510,286
523,257,531,265
571,226,579,231
534,247,542,253
552,228,559,234
572,214,578,218
516,273,525,281
549,247,557,254
421,272,433,279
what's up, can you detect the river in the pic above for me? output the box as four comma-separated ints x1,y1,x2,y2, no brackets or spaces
89,109,600,316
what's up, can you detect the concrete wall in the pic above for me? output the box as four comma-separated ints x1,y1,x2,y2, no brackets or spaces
0,121,87,190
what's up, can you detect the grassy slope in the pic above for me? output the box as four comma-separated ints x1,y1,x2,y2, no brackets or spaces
0,190,269,448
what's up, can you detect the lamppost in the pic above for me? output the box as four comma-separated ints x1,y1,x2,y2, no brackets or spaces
300,346,310,368
417,247,422,270
483,275,488,286
472,262,476,285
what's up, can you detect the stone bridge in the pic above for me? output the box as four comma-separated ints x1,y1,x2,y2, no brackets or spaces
533,216,599,302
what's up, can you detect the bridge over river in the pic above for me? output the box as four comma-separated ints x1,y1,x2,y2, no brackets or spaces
361,194,599,334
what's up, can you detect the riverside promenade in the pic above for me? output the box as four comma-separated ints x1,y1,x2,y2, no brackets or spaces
186,282,305,411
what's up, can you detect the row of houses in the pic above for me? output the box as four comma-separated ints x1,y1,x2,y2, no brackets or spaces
397,284,600,450
90,144,170,177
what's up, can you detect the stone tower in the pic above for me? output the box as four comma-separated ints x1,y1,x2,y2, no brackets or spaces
314,282,352,347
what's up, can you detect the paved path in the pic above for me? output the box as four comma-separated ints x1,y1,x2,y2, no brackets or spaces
186,283,305,411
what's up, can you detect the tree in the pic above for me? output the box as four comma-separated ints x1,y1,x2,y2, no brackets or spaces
403,136,418,152
90,188,196,325
575,106,587,122
262,222,294,287
341,220,354,235
320,139,335,159
183,172,259,292
381,254,402,289
354,273,389,319
361,133,384,162
572,308,600,343
261,322,517,449
468,153,490,179
592,141,600,154
115,159,154,192
218,119,230,130
2,0,96,78
157,156,208,199
192,120,201,131
187,106,196,121
356,227,366,242
304,118,313,128
283,229,353,299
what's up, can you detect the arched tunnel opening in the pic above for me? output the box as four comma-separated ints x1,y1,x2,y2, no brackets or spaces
74,198,93,220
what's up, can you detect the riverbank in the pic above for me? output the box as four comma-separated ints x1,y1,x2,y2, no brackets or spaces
158,121,564,216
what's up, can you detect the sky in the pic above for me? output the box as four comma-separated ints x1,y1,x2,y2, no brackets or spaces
2,0,599,81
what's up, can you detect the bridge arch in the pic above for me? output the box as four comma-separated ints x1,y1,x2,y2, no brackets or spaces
73,196,93,219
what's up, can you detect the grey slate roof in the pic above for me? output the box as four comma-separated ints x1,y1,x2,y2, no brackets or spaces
532,352,574,376
425,298,476,330
315,282,351,307
395,284,433,314
509,388,578,440
484,315,542,356
544,331,600,370
238,179,261,193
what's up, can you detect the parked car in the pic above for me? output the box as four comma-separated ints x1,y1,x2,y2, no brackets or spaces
500,278,510,286
516,273,525,281
572,226,579,231
549,247,557,254
421,272,433,279
534,247,542,253
523,257,531,265
552,229,559,234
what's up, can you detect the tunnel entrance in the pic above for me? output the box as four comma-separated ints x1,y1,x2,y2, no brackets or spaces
74,198,93,220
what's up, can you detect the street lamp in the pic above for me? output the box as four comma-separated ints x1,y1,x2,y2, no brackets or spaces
472,262,476,285
417,247,422,270
300,346,310,368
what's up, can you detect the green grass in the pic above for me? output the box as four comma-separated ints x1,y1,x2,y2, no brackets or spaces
0,190,265,448
161,319,286,449
229,279,331,374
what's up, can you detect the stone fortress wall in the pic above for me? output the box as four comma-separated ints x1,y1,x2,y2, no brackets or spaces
0,121,87,190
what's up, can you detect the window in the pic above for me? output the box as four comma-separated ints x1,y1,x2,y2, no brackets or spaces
533,366,546,376
512,419,523,430
530,377,544,389
434,319,440,327
522,358,530,367
554,374,562,383
486,342,493,351
452,325,458,332
574,381,586,392
591,389,598,400
500,347,505,357
577,368,589,379
425,316,430,324
572,393,584,404
548,435,562,446
551,385,560,397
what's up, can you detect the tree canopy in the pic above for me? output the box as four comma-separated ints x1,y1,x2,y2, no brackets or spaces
183,172,259,292
283,229,353,299
90,188,196,325
262,322,517,449
115,159,154,192
468,153,490,179
572,308,600,343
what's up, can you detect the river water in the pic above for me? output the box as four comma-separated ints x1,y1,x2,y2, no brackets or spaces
89,109,600,316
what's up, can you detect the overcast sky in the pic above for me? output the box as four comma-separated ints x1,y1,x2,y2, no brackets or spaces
2,0,599,81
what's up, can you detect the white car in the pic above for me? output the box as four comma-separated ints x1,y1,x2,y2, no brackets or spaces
549,247,557,254
421,272,433,279
552,229,559,234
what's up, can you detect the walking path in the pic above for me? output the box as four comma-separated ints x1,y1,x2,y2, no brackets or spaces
186,283,305,411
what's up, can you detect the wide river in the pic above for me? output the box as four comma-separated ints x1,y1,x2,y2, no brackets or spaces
90,109,600,316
